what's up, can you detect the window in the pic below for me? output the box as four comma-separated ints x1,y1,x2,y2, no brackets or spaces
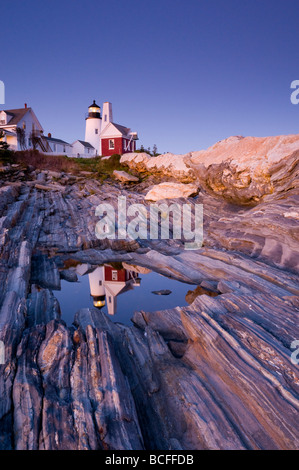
63,146,66,153
0,120,5,125
109,139,115,150
22,121,26,130
95,129,98,134
53,144,57,152
104,115,107,122
112,270,118,281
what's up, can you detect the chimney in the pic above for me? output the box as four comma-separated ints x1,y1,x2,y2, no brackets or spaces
48,132,52,138
24,103,27,109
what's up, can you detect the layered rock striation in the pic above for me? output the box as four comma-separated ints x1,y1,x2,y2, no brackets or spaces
0,135,298,450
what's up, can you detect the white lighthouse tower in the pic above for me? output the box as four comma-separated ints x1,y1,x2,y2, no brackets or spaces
85,100,102,155
88,266,106,309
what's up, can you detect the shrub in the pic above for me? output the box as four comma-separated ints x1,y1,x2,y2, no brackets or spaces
0,149,14,165
2,150,130,181
12,150,79,173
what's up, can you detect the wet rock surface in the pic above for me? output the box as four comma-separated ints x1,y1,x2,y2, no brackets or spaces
0,154,298,450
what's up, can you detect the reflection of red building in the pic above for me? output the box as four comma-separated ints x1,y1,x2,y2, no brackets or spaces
104,265,131,282
88,264,140,315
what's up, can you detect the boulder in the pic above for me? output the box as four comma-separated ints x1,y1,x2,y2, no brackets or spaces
35,183,65,192
189,134,299,170
120,152,195,182
47,171,63,179
36,171,47,182
113,170,139,183
186,134,299,204
151,289,172,295
79,171,94,176
60,269,78,282
144,182,198,201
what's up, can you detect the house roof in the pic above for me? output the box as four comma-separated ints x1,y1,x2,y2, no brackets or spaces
111,123,130,135
101,122,131,138
1,108,31,126
45,136,71,145
0,107,44,132
76,140,95,149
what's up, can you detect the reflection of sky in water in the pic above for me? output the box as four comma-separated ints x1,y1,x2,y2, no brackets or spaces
54,265,196,326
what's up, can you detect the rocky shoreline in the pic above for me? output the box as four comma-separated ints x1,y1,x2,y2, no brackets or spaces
0,141,298,449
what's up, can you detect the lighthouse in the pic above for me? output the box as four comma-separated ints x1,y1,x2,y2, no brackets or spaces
87,264,141,315
85,100,101,155
88,266,106,309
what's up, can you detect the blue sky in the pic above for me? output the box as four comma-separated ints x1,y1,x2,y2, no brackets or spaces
1,0,299,154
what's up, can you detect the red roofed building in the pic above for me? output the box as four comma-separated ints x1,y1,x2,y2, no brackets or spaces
100,122,138,156
85,101,138,156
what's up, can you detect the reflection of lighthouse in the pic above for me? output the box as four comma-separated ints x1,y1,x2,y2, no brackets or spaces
88,264,140,315
88,266,106,309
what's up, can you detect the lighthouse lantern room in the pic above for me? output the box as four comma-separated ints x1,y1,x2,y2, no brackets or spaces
85,100,102,155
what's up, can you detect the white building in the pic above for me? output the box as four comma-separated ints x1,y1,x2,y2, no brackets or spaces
0,104,47,151
0,104,74,155
72,140,96,158
45,133,73,156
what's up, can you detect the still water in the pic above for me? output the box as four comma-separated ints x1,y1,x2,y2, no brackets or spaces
55,262,198,326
